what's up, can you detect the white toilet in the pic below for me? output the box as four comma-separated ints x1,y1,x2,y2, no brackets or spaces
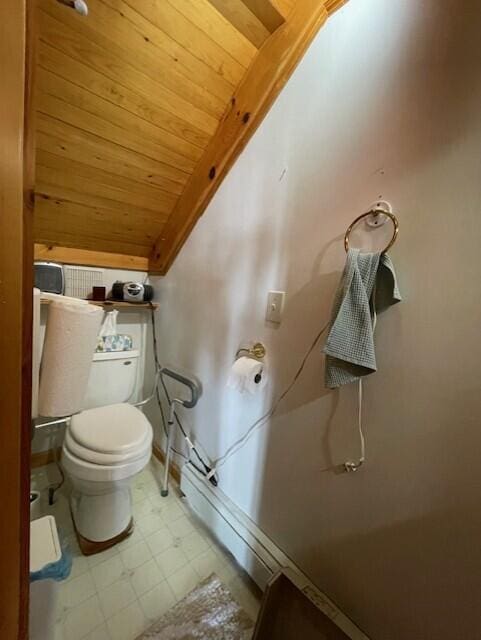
61,350,153,553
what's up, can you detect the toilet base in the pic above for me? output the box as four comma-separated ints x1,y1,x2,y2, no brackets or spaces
74,516,134,556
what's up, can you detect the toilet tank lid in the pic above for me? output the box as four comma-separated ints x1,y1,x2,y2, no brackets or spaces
70,403,152,454
93,349,139,361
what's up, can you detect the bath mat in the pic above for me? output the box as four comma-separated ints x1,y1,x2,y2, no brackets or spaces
136,574,254,640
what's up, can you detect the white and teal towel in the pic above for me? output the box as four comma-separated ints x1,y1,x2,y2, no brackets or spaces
323,248,401,388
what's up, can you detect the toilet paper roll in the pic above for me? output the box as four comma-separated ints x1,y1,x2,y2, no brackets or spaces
227,356,266,395
38,299,103,417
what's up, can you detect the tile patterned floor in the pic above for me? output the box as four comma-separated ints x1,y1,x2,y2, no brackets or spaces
31,457,261,640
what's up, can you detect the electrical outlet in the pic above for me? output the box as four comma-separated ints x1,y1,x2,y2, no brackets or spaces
266,290,285,324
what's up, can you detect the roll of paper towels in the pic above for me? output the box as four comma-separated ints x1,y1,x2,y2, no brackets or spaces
38,299,103,417
227,356,266,395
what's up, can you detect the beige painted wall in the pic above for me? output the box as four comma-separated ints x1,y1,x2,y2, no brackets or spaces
147,1,481,637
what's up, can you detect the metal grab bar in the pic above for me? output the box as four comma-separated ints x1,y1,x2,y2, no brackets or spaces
158,367,201,497
160,367,201,409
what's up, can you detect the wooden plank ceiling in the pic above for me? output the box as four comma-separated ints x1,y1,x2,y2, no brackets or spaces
34,0,346,273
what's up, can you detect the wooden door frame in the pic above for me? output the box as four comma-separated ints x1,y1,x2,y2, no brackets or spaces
0,0,35,637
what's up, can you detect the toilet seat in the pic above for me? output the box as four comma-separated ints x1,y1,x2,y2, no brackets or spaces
69,403,151,455
64,430,151,466
62,403,153,482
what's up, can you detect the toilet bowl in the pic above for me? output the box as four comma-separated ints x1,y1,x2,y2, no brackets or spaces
62,402,153,551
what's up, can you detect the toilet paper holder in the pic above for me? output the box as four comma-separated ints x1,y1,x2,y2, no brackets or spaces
235,342,266,360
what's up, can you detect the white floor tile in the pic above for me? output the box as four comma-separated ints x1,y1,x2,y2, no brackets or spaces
98,576,137,619
166,515,195,539
133,498,154,520
154,545,189,578
141,479,163,498
167,564,200,601
161,500,184,522
131,485,148,504
120,541,152,571
53,621,64,640
228,575,261,621
63,595,104,640
60,571,96,608
189,547,236,583
145,527,175,556
147,491,175,511
82,623,111,640
87,545,119,569
91,556,125,591
137,511,165,537
106,601,147,640
178,530,210,560
65,546,90,582
116,526,144,552
139,581,176,623
130,558,164,597
178,497,190,514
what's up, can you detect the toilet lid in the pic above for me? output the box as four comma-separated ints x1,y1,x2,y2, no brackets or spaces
70,403,152,455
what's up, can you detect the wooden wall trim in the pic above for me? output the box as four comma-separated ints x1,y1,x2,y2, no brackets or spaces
0,0,33,637
31,448,62,469
149,0,329,274
325,0,349,15
34,244,149,272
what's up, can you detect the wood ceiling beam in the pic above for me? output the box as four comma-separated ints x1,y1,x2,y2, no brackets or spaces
149,0,330,274
269,0,294,20
240,1,285,32
34,244,149,272
207,0,284,48
325,0,349,15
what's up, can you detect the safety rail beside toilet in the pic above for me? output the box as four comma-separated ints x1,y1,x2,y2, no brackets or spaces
156,367,201,497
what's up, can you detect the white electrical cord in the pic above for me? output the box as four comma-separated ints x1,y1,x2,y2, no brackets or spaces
189,284,379,479
345,283,377,472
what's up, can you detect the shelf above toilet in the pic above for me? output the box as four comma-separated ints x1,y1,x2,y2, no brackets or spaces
40,299,159,310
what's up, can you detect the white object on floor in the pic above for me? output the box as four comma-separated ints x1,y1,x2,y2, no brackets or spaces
62,403,153,542
38,297,103,417
30,515,62,640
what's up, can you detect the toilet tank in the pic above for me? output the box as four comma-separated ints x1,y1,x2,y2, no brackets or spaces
83,350,140,409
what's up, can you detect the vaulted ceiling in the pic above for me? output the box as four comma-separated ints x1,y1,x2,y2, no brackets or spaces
33,0,346,273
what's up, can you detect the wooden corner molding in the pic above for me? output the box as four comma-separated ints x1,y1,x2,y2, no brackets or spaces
149,0,330,274
324,0,349,15
34,244,149,272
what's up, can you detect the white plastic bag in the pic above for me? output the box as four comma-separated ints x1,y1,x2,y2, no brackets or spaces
99,310,118,337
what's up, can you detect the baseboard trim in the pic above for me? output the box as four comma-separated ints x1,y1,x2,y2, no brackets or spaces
152,442,181,485
31,447,61,469
181,465,369,640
